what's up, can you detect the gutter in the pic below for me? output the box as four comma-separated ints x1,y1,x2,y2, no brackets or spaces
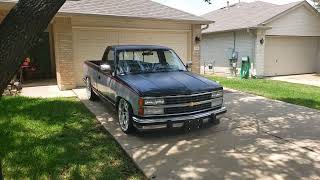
202,26,272,34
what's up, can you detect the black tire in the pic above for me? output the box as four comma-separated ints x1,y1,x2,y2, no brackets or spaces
86,78,98,101
118,98,136,134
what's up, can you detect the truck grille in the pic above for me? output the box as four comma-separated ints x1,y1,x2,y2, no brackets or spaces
164,103,212,114
164,93,212,105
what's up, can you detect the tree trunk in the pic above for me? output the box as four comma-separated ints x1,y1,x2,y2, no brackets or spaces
0,0,66,96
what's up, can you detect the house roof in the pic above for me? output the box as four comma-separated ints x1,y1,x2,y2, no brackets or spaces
202,0,310,33
0,0,211,24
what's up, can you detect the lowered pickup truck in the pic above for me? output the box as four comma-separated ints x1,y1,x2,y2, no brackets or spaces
83,45,226,134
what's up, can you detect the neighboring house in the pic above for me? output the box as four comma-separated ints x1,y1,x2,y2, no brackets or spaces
201,1,320,77
0,0,210,90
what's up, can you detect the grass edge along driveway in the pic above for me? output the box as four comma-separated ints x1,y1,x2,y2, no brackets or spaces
0,96,144,179
209,76,320,111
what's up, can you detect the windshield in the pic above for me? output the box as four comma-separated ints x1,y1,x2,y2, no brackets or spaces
116,49,187,75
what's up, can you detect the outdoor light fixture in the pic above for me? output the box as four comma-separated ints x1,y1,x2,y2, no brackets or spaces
195,36,201,43
260,38,264,45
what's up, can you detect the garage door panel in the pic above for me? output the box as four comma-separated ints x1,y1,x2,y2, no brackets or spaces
73,29,188,86
265,36,318,76
73,30,119,85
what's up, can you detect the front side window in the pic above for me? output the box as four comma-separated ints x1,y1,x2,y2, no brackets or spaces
116,49,186,75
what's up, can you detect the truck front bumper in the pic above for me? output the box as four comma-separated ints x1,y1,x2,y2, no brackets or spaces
132,107,227,130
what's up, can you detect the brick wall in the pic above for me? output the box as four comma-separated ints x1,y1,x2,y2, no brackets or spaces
52,17,76,90
254,29,266,77
191,24,201,73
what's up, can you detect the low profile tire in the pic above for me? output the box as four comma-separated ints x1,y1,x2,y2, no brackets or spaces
86,78,98,101
118,98,135,134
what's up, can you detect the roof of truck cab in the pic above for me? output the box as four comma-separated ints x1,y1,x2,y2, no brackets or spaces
111,45,172,51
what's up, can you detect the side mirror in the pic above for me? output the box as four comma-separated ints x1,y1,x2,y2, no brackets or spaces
186,61,192,70
100,64,111,72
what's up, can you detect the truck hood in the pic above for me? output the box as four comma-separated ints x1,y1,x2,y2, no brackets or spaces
118,71,222,97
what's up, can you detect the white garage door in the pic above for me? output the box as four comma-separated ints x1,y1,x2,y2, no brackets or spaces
265,36,319,76
73,29,189,86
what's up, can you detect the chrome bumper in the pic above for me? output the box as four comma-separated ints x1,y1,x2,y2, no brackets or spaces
133,107,227,130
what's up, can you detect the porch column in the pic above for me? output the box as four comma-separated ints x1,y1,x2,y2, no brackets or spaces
254,29,266,77
191,24,201,73
52,17,76,90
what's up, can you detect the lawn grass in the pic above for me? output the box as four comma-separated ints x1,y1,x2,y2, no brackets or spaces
209,76,320,110
0,96,144,179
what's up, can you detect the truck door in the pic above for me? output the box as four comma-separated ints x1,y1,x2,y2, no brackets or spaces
97,49,117,103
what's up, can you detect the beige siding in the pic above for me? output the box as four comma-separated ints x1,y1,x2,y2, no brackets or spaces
266,6,320,36
201,32,234,69
265,36,319,76
201,30,255,73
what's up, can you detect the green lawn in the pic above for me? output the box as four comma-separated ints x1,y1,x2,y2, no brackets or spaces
0,96,144,179
209,76,320,110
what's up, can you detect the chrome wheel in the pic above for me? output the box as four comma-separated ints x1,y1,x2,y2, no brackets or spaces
118,99,130,131
86,78,92,99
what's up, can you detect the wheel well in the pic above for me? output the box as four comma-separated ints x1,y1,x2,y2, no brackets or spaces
116,96,122,108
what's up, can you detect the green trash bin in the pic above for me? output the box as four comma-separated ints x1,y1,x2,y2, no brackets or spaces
240,56,251,79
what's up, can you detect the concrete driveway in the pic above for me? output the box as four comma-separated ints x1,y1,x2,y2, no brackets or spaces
73,89,320,180
270,74,320,87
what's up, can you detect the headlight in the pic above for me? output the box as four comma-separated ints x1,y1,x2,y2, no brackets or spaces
144,98,165,106
212,98,223,107
144,107,164,115
212,90,223,98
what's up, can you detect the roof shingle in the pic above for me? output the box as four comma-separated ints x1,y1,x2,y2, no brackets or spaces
0,0,210,24
202,1,304,33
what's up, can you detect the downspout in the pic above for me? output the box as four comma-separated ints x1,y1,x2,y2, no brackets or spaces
201,24,209,31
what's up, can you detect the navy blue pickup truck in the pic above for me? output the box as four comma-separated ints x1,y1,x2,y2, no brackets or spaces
83,45,226,134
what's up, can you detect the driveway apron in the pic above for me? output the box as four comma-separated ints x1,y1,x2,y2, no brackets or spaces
73,88,320,180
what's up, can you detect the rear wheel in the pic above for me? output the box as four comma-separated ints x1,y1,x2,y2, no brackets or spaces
86,78,98,101
118,99,135,134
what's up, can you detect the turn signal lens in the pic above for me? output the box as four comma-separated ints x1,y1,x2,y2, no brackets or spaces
138,98,144,107
138,107,144,116
138,98,144,116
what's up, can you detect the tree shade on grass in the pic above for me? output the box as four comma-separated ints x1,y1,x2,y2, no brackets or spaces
209,76,320,110
0,97,144,179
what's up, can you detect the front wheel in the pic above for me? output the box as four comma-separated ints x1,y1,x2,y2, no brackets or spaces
118,99,135,134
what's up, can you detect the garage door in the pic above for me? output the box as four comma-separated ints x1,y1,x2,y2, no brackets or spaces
73,29,189,86
265,36,319,76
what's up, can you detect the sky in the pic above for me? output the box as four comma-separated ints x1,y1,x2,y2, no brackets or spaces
152,0,314,15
